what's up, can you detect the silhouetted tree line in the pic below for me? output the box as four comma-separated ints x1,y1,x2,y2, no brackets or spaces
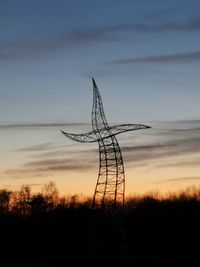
1,183,200,266
0,182,200,216
0,182,92,216
1,182,200,216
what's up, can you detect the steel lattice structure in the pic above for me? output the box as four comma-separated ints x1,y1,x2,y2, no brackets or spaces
61,78,150,208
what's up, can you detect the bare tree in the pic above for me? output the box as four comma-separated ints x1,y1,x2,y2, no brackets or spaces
0,189,12,215
42,182,59,210
12,185,32,216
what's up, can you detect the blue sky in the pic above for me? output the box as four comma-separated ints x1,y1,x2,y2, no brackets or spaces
1,1,200,195
1,0,200,124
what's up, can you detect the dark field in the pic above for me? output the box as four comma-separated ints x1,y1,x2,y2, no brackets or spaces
0,184,200,266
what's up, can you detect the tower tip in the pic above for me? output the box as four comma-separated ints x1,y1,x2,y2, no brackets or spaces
92,77,97,88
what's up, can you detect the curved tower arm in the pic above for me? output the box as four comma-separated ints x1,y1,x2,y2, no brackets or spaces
60,130,97,143
61,123,150,143
109,124,151,136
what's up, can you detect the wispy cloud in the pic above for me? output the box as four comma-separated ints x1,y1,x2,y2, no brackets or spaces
110,51,200,65
65,24,131,44
1,17,200,60
0,122,88,129
3,120,200,180
155,176,200,184
127,17,200,32
29,149,70,159
61,18,200,46
121,120,200,168
17,143,57,152
156,158,200,169
24,158,92,172
3,153,96,179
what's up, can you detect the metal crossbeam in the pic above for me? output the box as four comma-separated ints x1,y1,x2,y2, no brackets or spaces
61,78,150,208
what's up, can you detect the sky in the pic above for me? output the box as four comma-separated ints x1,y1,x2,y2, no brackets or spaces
1,0,200,196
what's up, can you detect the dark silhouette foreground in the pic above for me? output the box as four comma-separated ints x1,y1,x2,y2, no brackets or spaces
0,183,200,266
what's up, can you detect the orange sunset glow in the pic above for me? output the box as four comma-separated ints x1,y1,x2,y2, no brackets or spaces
1,120,200,196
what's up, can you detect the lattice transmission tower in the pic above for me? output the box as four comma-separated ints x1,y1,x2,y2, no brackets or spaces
61,78,150,208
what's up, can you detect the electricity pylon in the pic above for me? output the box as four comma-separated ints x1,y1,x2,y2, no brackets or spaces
61,78,150,208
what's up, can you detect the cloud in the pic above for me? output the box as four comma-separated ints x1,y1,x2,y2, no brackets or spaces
29,146,97,159
124,136,200,156
17,143,57,152
29,149,69,158
1,17,200,60
120,121,200,167
128,17,200,32
24,158,89,169
0,122,88,129
3,153,97,179
22,123,200,174
65,24,131,44
110,51,200,65
156,158,200,169
3,120,200,179
155,176,200,184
